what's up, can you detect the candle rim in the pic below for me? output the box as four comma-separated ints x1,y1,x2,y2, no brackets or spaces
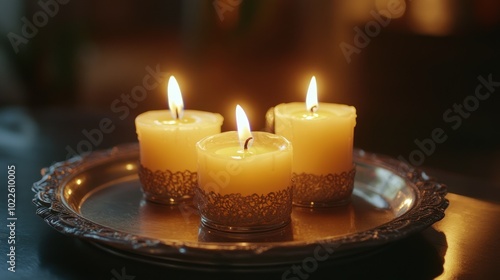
196,131,292,160
136,110,224,128
275,102,356,118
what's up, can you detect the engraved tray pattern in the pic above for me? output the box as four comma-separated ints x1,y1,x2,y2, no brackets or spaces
32,143,448,267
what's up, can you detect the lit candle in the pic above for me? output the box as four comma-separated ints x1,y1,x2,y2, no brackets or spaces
135,76,223,204
195,105,293,232
271,76,357,207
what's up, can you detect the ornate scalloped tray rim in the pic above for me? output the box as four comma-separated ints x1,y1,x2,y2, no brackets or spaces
32,143,448,259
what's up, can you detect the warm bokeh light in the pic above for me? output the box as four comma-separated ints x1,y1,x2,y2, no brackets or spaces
306,76,318,113
375,0,406,19
167,76,184,119
410,0,455,35
235,104,253,149
341,0,375,22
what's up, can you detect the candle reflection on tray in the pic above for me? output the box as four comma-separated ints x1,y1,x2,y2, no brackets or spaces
138,199,199,241
198,223,294,243
291,203,356,239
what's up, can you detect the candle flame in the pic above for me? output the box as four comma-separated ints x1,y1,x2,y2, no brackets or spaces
235,104,253,150
167,76,184,119
306,76,318,113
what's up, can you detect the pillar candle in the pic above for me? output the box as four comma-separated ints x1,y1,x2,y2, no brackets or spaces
195,105,293,232
271,76,357,207
135,76,223,204
273,77,356,175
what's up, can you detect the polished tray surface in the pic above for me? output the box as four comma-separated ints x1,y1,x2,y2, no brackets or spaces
33,143,448,267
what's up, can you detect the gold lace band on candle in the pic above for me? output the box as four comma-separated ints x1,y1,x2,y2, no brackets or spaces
194,186,293,232
138,165,196,204
293,166,356,207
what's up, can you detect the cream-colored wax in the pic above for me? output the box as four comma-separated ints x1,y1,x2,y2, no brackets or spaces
135,110,223,172
196,131,292,196
273,102,356,175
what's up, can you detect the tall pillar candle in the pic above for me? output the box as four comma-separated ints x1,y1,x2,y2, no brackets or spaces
136,76,223,204
271,76,357,207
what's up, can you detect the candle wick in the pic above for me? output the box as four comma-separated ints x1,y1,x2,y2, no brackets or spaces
175,108,180,120
310,105,318,114
244,137,253,150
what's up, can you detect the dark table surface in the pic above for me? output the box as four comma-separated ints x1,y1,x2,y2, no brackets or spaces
0,107,499,280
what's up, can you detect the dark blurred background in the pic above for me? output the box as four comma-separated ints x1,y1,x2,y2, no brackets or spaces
1,0,500,196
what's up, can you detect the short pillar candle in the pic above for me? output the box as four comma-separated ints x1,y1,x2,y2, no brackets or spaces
195,105,293,232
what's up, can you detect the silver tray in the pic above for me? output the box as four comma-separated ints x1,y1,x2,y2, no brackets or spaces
32,143,448,268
